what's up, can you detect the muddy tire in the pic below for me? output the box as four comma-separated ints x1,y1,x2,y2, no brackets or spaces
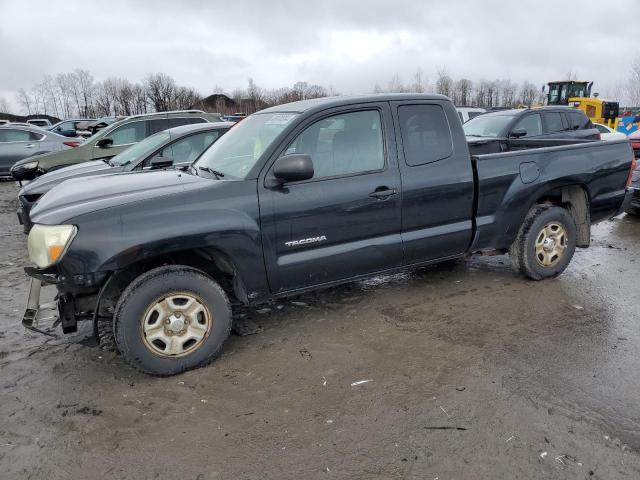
626,206,640,217
113,265,231,376
509,205,577,281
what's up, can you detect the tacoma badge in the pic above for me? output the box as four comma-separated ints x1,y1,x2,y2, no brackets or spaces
285,235,327,247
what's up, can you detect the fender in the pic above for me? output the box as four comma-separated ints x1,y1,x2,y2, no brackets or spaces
56,178,270,299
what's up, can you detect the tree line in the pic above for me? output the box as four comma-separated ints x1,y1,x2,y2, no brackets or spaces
16,70,201,118
374,68,546,108
9,59,640,119
12,70,335,118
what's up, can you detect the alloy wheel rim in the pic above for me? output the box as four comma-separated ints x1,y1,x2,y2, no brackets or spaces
534,222,568,267
141,292,212,357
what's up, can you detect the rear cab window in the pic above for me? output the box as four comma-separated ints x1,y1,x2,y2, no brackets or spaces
397,104,453,166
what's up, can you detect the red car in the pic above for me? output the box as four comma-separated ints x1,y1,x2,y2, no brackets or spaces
630,130,640,156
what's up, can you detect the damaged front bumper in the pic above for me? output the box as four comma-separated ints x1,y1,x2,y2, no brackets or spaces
22,267,108,336
23,278,60,336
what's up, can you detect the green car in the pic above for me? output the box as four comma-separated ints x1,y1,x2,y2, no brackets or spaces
11,110,222,181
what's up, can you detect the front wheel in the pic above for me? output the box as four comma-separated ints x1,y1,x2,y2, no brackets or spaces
114,265,231,376
509,205,577,280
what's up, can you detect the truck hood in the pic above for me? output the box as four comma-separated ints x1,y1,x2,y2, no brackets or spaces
20,160,118,197
30,170,202,225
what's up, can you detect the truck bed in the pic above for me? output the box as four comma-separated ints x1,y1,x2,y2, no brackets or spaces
471,138,633,251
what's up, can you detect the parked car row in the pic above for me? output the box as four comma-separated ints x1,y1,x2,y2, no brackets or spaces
16,93,636,376
10,110,222,181
17,121,232,231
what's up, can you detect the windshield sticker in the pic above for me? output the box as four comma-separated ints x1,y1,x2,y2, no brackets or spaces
265,113,297,125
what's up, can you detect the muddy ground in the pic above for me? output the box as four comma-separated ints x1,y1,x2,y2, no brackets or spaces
0,180,639,480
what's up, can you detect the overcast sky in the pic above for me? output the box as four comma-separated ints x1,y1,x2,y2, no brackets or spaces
1,0,638,112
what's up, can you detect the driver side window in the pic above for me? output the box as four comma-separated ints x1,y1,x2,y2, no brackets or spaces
513,114,542,137
285,110,385,179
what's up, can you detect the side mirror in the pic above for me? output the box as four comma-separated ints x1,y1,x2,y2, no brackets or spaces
95,137,113,148
271,154,314,185
149,155,174,169
510,127,527,138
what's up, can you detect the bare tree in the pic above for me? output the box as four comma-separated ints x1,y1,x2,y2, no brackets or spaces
94,79,119,116
73,69,95,117
629,56,640,107
131,83,148,114
16,88,32,115
245,78,264,113
0,97,11,113
519,81,538,107
411,68,425,93
497,79,517,108
453,78,473,106
387,74,407,93
474,79,489,107
435,69,453,98
175,86,201,110
144,73,177,112
565,70,578,81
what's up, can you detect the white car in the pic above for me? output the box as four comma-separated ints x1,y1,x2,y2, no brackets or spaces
26,118,52,128
594,123,626,141
456,107,486,123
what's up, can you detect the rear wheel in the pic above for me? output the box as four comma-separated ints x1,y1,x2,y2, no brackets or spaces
114,265,231,376
509,205,577,280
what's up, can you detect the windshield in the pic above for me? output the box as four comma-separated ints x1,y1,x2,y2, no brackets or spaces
463,114,514,138
110,131,171,166
194,112,298,178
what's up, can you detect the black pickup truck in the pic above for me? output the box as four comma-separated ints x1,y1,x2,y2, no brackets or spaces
22,94,635,376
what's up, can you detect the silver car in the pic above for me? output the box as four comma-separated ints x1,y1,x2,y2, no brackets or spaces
0,125,78,177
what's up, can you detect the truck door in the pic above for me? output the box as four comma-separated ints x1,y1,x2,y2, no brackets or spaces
259,103,403,293
391,101,474,264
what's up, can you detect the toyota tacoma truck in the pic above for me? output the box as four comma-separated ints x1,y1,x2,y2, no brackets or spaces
21,94,635,376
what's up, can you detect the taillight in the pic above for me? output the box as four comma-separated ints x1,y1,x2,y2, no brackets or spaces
63,141,81,148
627,152,637,187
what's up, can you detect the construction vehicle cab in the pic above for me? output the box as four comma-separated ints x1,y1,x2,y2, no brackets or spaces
547,81,592,105
547,80,619,126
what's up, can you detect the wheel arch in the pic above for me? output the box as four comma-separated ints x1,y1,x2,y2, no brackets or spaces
531,184,591,247
96,246,249,321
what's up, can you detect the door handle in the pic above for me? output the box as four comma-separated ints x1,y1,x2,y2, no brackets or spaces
24,144,36,148
368,187,397,200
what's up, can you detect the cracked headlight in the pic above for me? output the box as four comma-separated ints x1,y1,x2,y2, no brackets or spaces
27,224,77,268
